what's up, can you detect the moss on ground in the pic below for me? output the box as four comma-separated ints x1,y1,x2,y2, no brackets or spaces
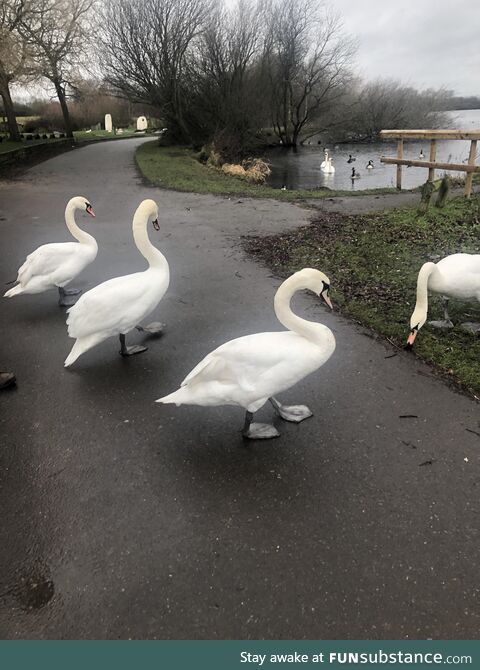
135,141,397,201
243,197,480,397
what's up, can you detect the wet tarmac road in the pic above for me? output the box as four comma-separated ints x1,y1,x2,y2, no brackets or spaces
0,139,479,639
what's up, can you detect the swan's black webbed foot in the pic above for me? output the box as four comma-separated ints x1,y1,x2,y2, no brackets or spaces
119,334,148,357
0,372,16,389
135,322,165,336
459,322,480,335
58,286,81,307
428,319,454,329
429,297,454,329
242,411,280,440
269,397,313,423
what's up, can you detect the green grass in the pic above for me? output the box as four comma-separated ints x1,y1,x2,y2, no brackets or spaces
0,137,63,154
0,129,142,155
135,141,398,201
74,129,138,141
243,197,480,396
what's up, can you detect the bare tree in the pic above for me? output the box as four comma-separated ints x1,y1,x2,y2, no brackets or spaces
347,80,452,141
194,0,267,156
0,0,32,140
19,0,95,138
102,0,214,142
264,0,355,146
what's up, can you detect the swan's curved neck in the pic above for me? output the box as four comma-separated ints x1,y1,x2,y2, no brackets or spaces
133,211,169,272
65,201,96,247
414,262,437,318
274,274,326,342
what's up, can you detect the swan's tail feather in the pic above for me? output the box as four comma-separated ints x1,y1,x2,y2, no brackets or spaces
156,387,190,406
4,284,23,298
64,334,103,367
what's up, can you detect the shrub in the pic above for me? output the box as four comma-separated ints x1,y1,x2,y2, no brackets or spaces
221,157,271,184
24,120,40,133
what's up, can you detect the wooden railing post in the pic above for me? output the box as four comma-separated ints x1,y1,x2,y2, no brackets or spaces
464,139,477,198
380,130,480,189
428,139,436,182
396,139,403,190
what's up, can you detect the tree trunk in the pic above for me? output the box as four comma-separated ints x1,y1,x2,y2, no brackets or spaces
53,79,74,139
0,79,21,142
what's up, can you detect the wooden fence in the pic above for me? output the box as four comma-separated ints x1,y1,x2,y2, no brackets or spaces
379,129,480,197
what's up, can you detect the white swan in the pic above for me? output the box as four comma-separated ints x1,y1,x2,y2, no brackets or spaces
321,156,335,174
406,254,480,347
64,199,169,366
320,149,329,170
157,268,336,440
4,196,96,306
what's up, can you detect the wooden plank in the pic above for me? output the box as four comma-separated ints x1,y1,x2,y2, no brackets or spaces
396,139,403,190
380,157,480,172
464,139,477,197
428,139,436,182
381,129,480,140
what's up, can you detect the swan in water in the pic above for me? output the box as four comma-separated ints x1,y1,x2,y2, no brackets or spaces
321,156,335,174
64,199,169,366
4,196,96,306
406,254,480,348
157,268,336,440
320,149,329,170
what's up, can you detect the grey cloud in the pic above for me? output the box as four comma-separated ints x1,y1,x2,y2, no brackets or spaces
332,0,480,95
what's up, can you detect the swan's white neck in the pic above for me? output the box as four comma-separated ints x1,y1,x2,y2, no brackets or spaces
274,274,328,343
65,200,96,248
413,262,437,323
133,203,169,273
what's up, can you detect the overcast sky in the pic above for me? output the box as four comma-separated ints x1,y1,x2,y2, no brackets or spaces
331,0,480,96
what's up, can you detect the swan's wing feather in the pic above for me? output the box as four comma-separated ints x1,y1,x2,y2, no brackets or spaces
18,243,80,284
67,272,152,338
181,332,301,388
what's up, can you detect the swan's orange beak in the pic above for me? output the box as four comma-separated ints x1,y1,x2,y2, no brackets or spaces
322,293,333,310
405,330,417,350
86,204,95,217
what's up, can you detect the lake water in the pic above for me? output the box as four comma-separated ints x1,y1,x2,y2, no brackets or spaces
265,109,480,191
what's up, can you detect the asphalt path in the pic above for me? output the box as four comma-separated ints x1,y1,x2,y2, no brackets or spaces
0,138,479,639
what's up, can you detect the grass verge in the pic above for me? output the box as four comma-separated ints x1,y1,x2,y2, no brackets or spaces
135,141,398,201
243,196,480,397
0,129,141,154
